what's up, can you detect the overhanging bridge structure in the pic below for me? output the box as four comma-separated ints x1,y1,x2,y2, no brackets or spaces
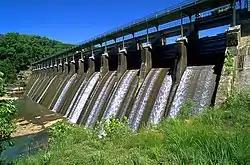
27,0,250,130
32,0,249,68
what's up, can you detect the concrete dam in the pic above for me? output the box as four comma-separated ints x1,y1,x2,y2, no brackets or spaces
26,0,250,130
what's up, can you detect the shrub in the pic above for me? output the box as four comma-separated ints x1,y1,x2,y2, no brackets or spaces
0,72,5,96
0,101,17,154
16,91,250,165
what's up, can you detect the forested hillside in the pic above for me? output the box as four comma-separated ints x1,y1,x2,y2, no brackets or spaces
0,33,73,82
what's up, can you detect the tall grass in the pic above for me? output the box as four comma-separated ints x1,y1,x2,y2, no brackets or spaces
16,91,250,165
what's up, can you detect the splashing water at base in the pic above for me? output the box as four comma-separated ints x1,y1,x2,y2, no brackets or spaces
69,73,100,123
85,72,116,128
130,69,161,130
102,70,138,121
148,75,172,125
169,66,216,118
64,78,86,118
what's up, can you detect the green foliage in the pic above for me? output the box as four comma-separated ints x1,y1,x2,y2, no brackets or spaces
0,72,5,96
0,33,73,82
0,101,17,154
97,115,130,138
49,121,74,144
16,91,250,165
224,50,234,75
177,99,196,120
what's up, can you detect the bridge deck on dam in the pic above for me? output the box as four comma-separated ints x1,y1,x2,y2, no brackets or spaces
26,33,228,130
32,0,243,64
27,0,250,130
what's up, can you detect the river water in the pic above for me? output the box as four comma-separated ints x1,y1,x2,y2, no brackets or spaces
1,97,62,162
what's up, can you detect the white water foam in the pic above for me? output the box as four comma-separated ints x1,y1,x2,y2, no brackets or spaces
102,70,138,121
48,75,69,109
128,70,155,125
131,69,161,130
64,78,86,118
69,72,100,123
85,72,116,127
169,68,194,117
192,66,215,114
169,66,215,117
52,74,77,112
148,75,172,125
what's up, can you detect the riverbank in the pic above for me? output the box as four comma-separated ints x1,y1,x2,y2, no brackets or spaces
12,98,63,138
1,98,64,162
16,91,250,165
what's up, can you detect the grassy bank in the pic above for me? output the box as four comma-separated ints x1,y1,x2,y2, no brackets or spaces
17,91,250,165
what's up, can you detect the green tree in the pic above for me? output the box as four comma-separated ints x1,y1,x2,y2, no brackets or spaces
0,33,73,82
0,72,5,96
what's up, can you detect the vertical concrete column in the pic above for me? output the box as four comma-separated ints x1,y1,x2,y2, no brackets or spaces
49,59,56,76
69,60,76,73
139,43,152,82
45,61,51,76
49,59,54,74
69,54,76,74
37,65,41,73
78,58,85,75
64,56,69,73
215,25,241,106
100,52,109,77
58,58,63,73
117,48,128,80
164,37,188,117
40,64,43,72
173,37,188,83
41,62,47,76
87,55,95,78
53,58,58,73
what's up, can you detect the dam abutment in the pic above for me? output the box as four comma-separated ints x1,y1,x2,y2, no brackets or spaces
215,25,241,106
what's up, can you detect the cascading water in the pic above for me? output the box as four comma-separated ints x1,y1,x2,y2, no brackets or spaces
58,74,87,116
169,66,216,117
128,70,154,124
191,66,216,113
148,75,172,125
37,75,58,103
102,70,138,121
129,69,161,130
48,74,70,109
52,74,77,112
68,72,100,123
85,72,116,128
64,78,87,118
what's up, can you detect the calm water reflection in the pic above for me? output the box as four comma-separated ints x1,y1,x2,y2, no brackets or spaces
1,97,62,162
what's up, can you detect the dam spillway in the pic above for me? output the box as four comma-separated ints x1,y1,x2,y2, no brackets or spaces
26,33,228,129
26,0,249,129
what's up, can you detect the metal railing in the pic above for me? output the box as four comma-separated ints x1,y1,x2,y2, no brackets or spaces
76,0,201,46
33,0,239,64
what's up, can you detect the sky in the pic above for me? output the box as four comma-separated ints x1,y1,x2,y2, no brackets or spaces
0,0,229,44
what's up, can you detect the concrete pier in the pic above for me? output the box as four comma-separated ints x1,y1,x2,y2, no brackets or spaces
139,43,152,84
100,52,109,77
117,48,127,80
215,25,241,106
